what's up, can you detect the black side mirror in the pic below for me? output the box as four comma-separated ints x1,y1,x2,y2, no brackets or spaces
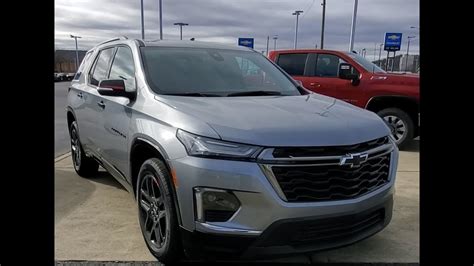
98,79,136,100
338,63,360,85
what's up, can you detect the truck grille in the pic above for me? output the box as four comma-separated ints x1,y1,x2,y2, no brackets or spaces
259,136,393,203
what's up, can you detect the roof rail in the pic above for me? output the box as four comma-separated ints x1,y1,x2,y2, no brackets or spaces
96,36,128,46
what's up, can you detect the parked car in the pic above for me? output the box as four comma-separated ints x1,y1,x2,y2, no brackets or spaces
54,72,66,81
66,73,76,81
269,49,419,149
67,38,398,263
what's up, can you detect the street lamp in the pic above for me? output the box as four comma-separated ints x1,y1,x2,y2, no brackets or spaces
378,43,383,66
349,0,358,52
292,10,303,49
405,35,416,72
174,22,189,40
159,0,163,40
70,34,82,71
140,0,145,39
320,0,326,49
362,48,366,58
410,26,419,30
273,35,278,50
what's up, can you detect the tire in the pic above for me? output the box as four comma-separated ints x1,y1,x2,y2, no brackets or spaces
137,158,182,264
377,108,414,149
69,121,99,177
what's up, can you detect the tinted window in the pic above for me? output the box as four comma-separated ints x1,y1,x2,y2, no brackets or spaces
73,51,92,80
89,48,115,86
315,54,346,78
277,53,308,76
109,47,135,89
140,47,301,96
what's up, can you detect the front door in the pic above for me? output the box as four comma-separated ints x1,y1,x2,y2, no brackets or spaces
98,45,136,178
306,53,363,106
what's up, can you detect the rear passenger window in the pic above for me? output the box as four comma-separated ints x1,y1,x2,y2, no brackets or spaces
277,53,308,76
89,47,115,86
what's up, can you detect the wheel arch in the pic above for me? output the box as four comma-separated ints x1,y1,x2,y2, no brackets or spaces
365,95,419,137
129,135,183,225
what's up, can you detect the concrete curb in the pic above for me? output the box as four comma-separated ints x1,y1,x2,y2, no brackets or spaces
55,152,71,163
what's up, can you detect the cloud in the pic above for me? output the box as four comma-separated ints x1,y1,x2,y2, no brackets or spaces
55,0,419,60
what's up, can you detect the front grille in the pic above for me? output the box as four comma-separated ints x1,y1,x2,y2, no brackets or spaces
272,136,388,158
272,154,390,202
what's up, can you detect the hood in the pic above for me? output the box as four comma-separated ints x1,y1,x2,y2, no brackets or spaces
157,94,391,147
370,72,419,86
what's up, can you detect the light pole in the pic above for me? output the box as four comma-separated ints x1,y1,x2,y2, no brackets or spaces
159,0,163,40
70,35,82,71
405,35,416,72
266,36,269,56
362,48,366,58
378,43,383,66
292,10,303,49
349,0,358,52
174,22,188,40
140,0,145,39
273,35,278,50
320,0,326,49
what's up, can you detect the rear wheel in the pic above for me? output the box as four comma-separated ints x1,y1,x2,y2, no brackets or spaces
137,158,182,264
69,121,99,177
377,108,414,149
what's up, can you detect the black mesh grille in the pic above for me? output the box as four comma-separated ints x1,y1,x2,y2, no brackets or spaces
272,136,389,158
272,155,390,202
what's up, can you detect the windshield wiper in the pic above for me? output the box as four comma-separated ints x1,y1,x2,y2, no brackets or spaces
162,92,222,97
227,90,284,97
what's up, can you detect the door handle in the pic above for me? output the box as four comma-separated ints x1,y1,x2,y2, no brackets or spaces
310,83,321,87
77,92,83,98
97,101,106,109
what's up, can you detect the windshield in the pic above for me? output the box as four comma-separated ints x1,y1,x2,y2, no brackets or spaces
346,52,385,73
140,47,302,96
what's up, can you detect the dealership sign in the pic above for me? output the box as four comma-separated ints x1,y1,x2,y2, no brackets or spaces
384,33,403,51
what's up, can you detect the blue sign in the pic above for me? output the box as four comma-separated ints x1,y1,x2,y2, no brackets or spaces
384,33,403,51
238,38,254,49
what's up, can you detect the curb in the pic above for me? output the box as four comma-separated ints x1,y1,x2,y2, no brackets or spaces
55,152,71,163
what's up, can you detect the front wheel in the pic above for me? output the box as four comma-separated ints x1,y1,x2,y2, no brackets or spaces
377,108,414,149
137,158,182,264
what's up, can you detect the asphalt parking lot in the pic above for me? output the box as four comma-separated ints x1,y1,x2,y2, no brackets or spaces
55,81,71,157
55,142,419,263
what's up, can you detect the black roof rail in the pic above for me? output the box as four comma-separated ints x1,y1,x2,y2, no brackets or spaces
96,36,128,46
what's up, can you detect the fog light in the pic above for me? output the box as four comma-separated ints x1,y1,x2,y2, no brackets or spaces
194,187,241,222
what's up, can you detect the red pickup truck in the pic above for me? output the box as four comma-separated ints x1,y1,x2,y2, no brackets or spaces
269,49,419,149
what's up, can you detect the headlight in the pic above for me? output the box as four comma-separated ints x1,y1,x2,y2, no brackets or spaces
176,129,263,159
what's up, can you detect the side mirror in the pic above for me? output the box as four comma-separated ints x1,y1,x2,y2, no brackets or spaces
98,79,136,100
338,63,360,85
294,79,303,87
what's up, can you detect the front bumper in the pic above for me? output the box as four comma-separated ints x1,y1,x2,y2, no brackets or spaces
181,197,393,259
170,148,398,257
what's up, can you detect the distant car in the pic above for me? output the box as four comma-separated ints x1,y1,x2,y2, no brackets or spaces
54,72,67,81
66,73,76,81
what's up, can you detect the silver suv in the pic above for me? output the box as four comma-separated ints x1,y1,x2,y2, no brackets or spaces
67,37,398,263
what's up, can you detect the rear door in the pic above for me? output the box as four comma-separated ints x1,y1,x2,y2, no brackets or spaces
82,47,116,155
307,53,362,105
98,45,136,178
275,53,314,88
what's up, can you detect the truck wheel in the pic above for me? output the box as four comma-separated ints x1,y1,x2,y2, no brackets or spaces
377,108,414,149
137,158,182,264
69,121,99,177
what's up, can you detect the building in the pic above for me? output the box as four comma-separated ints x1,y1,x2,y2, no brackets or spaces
55,50,87,73
373,54,419,73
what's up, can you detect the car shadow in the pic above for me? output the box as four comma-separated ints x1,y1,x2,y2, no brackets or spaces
89,169,128,191
402,139,419,152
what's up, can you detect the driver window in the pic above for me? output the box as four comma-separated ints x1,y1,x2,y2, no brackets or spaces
315,54,347,78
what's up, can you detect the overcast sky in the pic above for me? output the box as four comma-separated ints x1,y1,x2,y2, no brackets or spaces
55,0,419,61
